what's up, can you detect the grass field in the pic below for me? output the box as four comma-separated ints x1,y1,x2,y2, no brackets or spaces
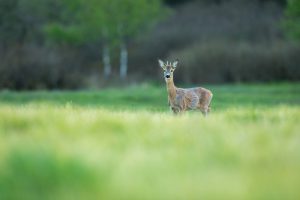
0,83,300,200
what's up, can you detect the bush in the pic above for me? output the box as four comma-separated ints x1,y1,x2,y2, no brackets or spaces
169,41,300,83
129,0,289,83
283,0,300,40
0,45,87,90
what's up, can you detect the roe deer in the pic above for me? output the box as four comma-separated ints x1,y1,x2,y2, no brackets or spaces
159,59,213,116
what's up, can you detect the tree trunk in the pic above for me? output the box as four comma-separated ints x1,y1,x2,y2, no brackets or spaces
102,45,111,79
119,42,128,79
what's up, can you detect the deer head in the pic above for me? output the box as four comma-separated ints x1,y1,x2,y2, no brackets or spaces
158,59,178,81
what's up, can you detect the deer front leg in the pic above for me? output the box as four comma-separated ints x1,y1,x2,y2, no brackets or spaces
171,106,182,115
198,93,212,117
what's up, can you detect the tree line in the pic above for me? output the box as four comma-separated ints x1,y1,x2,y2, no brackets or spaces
0,0,166,81
0,0,299,89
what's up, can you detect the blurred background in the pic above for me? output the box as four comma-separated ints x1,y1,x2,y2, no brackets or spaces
0,0,299,90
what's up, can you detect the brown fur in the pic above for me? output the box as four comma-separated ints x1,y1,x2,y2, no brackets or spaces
159,60,213,115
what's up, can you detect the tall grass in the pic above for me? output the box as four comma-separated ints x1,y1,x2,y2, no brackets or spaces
0,83,300,199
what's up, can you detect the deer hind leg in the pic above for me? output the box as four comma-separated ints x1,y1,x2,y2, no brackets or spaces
199,104,209,116
207,93,213,114
198,93,213,117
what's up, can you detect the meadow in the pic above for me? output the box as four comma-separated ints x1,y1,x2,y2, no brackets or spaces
0,83,300,200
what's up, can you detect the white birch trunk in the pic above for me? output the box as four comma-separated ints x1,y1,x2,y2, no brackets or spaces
103,45,111,78
119,42,128,79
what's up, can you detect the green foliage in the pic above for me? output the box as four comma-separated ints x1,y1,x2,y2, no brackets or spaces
44,23,85,45
115,0,166,38
44,0,167,46
0,84,300,199
283,0,300,40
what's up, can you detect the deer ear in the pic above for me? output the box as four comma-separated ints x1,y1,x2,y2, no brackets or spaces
173,59,179,68
158,59,165,69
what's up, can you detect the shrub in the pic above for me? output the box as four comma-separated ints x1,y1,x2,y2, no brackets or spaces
0,45,86,90
169,41,300,83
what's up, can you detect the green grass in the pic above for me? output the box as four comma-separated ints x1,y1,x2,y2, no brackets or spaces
0,83,300,200
1,83,299,110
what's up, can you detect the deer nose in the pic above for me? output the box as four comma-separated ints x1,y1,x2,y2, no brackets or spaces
165,75,170,78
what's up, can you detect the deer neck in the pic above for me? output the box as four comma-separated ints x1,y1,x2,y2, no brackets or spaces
166,78,176,100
